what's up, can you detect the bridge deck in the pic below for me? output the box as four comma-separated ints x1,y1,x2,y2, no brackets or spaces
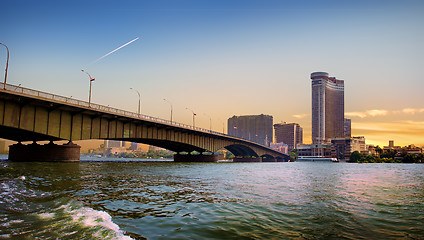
0,83,289,160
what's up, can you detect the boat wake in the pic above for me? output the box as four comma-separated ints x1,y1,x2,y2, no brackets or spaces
0,175,133,239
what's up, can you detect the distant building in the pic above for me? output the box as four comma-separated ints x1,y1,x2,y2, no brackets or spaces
274,122,303,151
331,136,367,160
383,140,401,151
389,140,395,149
344,118,351,138
106,147,127,155
383,141,423,156
270,142,289,154
351,136,367,153
297,144,332,158
367,145,378,156
128,142,139,151
311,72,345,144
227,114,273,146
402,145,423,155
105,140,122,148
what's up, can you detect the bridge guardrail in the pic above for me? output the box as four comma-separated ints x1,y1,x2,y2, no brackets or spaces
1,83,225,136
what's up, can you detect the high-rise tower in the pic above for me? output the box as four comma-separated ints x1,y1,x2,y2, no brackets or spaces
311,72,344,144
274,122,303,151
227,114,273,146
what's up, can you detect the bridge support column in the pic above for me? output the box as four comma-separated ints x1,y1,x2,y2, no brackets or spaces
232,157,262,162
174,153,218,162
9,141,81,162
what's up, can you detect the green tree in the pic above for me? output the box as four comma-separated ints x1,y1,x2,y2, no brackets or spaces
147,149,159,159
365,154,377,163
225,151,235,159
350,151,363,163
289,149,298,162
375,145,383,157
402,153,417,163
417,153,424,163
381,149,397,159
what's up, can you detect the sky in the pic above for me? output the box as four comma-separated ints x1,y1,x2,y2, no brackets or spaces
1,0,424,147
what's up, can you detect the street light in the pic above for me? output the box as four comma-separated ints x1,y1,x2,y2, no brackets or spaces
186,107,196,128
163,99,173,124
0,43,9,90
129,88,141,115
81,70,95,107
204,113,212,131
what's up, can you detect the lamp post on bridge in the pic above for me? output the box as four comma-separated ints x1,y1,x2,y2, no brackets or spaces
81,70,95,107
163,99,173,124
203,113,212,131
186,107,196,128
0,43,9,90
129,88,141,115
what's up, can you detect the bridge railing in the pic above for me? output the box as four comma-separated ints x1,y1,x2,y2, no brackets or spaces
1,83,225,136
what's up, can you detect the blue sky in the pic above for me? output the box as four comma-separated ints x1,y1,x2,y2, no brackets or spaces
1,0,424,146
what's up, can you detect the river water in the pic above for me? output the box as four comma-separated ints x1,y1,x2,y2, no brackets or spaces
0,156,423,239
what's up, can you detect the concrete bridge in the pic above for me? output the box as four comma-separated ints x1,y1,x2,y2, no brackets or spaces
0,83,289,162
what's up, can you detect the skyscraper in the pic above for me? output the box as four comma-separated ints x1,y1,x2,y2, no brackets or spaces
344,118,351,138
274,122,303,151
227,114,273,146
311,72,344,144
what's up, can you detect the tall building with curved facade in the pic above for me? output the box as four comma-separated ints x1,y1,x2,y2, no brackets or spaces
311,72,344,144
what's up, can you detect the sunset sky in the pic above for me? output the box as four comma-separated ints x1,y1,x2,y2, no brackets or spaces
1,0,423,147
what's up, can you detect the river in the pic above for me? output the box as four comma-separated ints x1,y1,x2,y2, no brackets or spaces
0,156,423,239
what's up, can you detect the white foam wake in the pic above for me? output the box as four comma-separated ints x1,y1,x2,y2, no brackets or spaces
35,200,134,240
69,205,132,240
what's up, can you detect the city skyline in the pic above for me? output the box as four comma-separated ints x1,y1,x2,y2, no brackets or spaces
1,0,423,147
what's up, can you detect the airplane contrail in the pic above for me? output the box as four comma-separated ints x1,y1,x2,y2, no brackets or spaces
92,37,139,64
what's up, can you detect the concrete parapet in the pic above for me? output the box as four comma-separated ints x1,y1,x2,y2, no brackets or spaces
232,157,262,162
9,141,80,162
174,153,218,162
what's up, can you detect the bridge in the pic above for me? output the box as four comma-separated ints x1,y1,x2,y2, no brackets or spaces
0,83,289,162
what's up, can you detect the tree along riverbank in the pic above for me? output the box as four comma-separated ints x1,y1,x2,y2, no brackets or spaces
349,150,424,163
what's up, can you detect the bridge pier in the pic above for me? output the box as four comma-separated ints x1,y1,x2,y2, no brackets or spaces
9,141,81,162
232,157,262,162
174,153,218,162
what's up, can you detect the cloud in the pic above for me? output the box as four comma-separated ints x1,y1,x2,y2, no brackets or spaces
367,109,388,117
345,109,388,118
352,122,398,132
292,114,309,119
347,108,424,118
345,112,367,118
401,120,424,128
401,108,424,115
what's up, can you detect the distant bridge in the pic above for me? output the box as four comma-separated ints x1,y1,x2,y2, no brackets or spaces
0,83,289,162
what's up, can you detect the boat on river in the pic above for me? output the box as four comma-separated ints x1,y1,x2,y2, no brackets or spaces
297,156,339,162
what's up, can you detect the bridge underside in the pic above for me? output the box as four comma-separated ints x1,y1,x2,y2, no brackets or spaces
0,125,60,142
114,138,207,153
0,88,289,162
